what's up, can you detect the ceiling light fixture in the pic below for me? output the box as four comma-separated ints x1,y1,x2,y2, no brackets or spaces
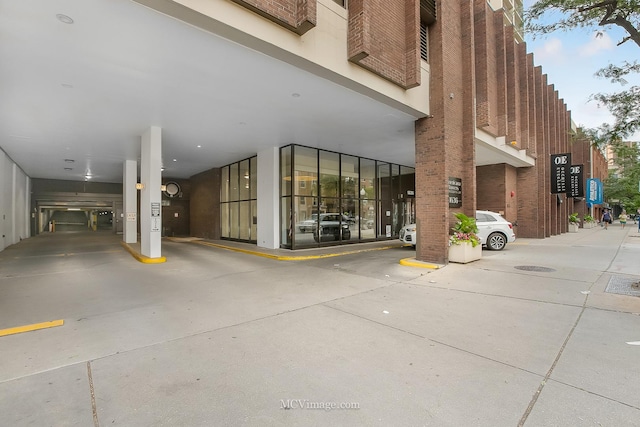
56,14,74,24
64,167,73,171
292,93,301,98
173,159,177,162
196,145,202,148
64,159,75,163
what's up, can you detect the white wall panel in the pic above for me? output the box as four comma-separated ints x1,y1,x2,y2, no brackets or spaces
0,149,30,252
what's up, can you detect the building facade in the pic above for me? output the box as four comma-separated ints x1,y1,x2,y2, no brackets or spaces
0,0,609,264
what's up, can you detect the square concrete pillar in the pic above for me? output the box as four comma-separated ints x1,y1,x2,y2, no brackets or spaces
140,127,162,258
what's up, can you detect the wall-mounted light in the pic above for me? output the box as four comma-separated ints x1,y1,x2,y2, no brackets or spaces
136,183,144,190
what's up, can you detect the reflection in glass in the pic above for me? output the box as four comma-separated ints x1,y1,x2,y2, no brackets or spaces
229,163,239,202
281,146,292,196
341,155,358,199
239,201,250,240
281,197,292,248
320,151,339,199
220,166,229,203
229,202,239,239
250,158,258,200
360,158,376,200
221,202,229,238
293,196,317,248
239,159,250,201
278,145,414,248
360,200,375,240
221,156,257,243
294,146,317,197
251,200,257,241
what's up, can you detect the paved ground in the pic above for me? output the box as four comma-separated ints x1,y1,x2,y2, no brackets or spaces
1,222,639,426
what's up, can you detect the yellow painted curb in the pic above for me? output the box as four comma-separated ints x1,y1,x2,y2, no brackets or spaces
0,319,64,337
120,241,167,264
399,257,441,269
192,240,399,261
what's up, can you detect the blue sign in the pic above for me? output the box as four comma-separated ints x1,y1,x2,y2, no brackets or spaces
586,178,603,204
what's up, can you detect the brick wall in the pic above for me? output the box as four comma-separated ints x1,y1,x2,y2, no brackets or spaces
415,0,475,264
476,164,517,224
348,0,420,88
161,178,191,236
229,0,316,34
190,168,221,239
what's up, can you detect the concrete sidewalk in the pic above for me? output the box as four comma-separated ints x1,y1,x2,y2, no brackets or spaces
0,224,639,426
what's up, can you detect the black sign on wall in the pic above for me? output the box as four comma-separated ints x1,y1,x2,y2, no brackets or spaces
570,164,584,198
448,177,462,208
550,153,571,194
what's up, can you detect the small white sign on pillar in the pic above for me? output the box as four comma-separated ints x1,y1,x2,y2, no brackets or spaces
151,202,161,232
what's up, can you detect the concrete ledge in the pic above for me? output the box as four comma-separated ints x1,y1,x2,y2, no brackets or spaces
399,257,441,269
120,241,167,264
0,319,64,337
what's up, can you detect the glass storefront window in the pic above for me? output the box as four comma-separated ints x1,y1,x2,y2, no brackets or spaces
229,202,239,239
320,151,339,199
342,155,358,199
293,196,317,248
221,156,257,243
239,159,250,201
229,163,239,202
220,166,229,203
294,146,317,197
278,145,414,249
239,201,250,240
281,146,292,196
251,200,257,241
281,196,292,247
221,202,229,238
360,158,375,200
250,158,257,200
360,200,375,240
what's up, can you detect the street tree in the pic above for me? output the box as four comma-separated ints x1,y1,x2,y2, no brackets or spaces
525,0,640,144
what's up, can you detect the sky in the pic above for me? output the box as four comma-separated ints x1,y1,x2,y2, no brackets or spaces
522,1,640,137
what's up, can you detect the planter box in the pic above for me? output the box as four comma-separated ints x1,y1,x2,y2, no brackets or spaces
448,242,482,264
583,222,596,229
569,223,579,233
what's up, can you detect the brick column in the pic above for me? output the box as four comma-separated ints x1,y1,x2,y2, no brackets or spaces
415,0,476,264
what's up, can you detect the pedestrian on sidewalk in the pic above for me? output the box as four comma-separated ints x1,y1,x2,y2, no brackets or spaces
602,209,612,230
619,210,628,229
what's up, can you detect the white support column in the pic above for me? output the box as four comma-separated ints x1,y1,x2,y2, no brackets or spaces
257,147,280,249
140,127,162,258
123,160,138,244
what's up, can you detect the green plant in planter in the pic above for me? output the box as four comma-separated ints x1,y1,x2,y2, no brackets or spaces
450,212,481,247
568,212,580,224
583,214,594,223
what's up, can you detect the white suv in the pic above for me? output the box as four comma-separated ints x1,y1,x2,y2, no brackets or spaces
475,210,516,250
399,210,516,251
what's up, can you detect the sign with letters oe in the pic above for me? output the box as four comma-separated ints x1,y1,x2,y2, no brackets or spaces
550,153,571,194
569,164,584,198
